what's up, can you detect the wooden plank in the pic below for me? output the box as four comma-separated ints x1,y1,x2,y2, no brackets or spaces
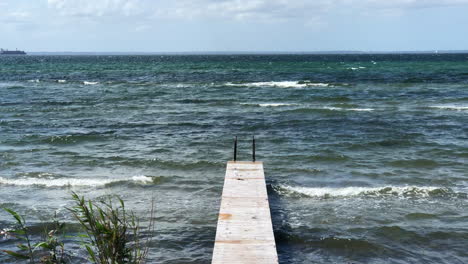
212,161,278,264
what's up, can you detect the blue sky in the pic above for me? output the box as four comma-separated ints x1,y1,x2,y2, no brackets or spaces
1,0,468,52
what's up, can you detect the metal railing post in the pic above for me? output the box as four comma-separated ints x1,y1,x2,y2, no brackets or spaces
233,136,237,161
252,136,256,162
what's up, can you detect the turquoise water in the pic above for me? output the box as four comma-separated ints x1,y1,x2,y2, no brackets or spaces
1,54,467,263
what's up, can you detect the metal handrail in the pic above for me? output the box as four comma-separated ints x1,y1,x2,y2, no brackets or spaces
252,136,256,162
233,136,237,161
232,136,256,162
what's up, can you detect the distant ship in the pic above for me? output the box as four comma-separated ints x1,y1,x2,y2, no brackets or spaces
1,48,27,55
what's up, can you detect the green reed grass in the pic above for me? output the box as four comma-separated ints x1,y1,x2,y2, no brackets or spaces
68,192,154,264
1,193,155,264
1,209,66,263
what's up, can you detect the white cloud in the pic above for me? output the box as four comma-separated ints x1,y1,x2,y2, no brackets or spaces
2,0,468,51
173,0,468,19
354,0,468,12
152,0,333,22
40,0,468,23
0,9,31,23
47,0,144,17
133,0,468,27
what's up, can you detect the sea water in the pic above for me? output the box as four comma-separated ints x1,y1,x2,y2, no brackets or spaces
0,54,467,263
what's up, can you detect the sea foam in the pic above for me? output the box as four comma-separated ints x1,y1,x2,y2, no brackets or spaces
0,175,154,187
275,185,452,198
240,103,296,107
226,81,329,88
259,103,296,107
322,106,374,112
83,81,99,85
429,105,468,111
348,67,366,70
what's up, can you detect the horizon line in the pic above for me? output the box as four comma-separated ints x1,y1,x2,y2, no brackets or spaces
22,50,468,55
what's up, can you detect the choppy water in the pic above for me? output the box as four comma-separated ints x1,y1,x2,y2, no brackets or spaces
1,54,467,263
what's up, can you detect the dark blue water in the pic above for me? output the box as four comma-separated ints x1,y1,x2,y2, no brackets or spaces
1,54,467,263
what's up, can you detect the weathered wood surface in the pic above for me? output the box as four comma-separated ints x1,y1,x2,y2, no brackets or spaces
212,161,278,264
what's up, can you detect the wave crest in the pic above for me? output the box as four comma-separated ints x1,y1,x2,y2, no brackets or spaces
0,175,156,187
225,81,329,88
274,185,455,198
83,81,99,85
429,105,468,111
322,106,374,112
240,103,297,107
287,106,374,113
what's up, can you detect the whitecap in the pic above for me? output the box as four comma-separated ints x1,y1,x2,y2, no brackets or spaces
239,103,296,107
57,80,67,83
83,81,99,85
275,185,451,198
348,66,366,70
130,175,154,183
28,79,40,83
0,175,154,187
303,82,329,87
226,81,329,88
323,106,374,112
258,103,296,107
429,105,468,111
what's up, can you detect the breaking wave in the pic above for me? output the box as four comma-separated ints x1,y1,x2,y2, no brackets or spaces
274,185,457,198
225,81,329,88
83,81,99,85
287,106,375,113
240,103,297,107
0,175,155,187
322,106,374,112
429,105,468,111
348,66,366,70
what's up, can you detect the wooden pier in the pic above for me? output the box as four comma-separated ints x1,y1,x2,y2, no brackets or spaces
212,161,278,264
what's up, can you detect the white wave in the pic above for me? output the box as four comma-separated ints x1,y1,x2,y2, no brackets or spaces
130,175,154,183
429,105,468,111
307,83,329,87
323,106,374,112
28,79,40,83
226,81,329,88
83,81,99,85
348,67,366,70
259,103,296,107
57,80,67,83
164,83,190,88
239,103,296,107
0,175,154,187
276,185,447,198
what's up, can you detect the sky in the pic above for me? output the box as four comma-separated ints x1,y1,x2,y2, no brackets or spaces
1,0,468,52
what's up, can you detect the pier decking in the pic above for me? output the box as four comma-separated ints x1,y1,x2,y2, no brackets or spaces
212,161,278,264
